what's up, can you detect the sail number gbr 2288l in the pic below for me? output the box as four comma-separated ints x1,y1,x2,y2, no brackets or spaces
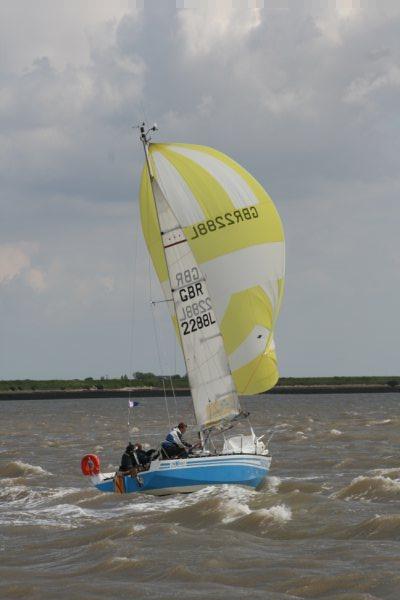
190,205,259,239
175,268,215,336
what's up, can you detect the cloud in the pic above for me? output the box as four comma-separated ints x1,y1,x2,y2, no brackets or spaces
344,64,400,104
0,244,31,285
1,1,399,378
0,1,138,71
178,0,262,56
26,268,46,292
0,243,48,294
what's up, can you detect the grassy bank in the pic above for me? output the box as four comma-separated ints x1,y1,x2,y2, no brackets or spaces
0,375,398,393
0,374,188,392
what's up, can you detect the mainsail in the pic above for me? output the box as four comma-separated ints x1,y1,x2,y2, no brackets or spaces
140,141,285,429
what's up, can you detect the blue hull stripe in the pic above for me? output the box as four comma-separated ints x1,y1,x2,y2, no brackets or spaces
95,457,269,494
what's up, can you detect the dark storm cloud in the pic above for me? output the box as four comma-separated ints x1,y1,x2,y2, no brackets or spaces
1,1,399,378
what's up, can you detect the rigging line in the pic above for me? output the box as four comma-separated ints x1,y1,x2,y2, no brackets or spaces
149,280,172,429
128,203,140,368
163,317,178,421
161,377,172,430
126,178,141,441
146,171,195,430
148,275,178,417
172,336,179,421
168,373,179,424
142,154,174,432
151,298,173,304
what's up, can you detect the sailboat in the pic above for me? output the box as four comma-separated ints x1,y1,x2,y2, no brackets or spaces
82,123,285,495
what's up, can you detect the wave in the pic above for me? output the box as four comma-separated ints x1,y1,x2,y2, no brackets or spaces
370,467,400,479
0,484,216,530
366,418,392,427
0,460,51,478
275,478,322,495
0,480,291,536
0,484,82,508
334,475,400,501
41,440,62,448
345,513,400,540
131,524,146,532
109,556,142,568
145,485,293,535
221,494,292,524
221,500,292,536
334,457,356,469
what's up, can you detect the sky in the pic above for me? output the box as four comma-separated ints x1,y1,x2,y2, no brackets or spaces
1,0,399,379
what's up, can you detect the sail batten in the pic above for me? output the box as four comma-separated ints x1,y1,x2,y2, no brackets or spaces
140,141,285,410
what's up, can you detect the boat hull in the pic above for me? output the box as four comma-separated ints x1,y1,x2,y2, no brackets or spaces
92,454,271,495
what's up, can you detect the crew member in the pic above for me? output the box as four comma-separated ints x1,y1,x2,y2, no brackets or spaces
134,443,157,466
118,443,140,476
162,422,192,458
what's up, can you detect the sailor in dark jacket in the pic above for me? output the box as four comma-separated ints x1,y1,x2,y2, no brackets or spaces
119,443,140,475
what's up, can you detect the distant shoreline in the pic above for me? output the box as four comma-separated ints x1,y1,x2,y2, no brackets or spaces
0,384,399,400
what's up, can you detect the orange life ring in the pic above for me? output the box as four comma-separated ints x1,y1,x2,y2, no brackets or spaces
81,454,100,476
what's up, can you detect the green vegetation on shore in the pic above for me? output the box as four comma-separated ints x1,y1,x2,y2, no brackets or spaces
0,374,398,392
278,376,399,387
0,372,188,392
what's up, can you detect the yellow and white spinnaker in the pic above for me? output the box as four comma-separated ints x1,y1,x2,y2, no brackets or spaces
140,142,284,431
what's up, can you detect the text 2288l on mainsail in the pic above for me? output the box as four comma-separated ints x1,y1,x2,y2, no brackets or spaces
175,268,216,336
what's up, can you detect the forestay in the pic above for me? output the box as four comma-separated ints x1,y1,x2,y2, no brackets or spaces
140,142,285,396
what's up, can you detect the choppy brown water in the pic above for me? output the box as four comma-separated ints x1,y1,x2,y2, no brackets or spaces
1,394,400,600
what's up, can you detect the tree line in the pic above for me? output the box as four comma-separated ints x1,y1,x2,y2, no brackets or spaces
0,374,399,393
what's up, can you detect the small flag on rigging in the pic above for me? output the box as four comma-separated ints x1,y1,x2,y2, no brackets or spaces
128,400,140,408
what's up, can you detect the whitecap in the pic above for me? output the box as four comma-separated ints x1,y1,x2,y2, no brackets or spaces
223,501,292,526
0,461,52,478
266,476,281,494
221,501,251,523
366,419,392,427
371,467,400,479
330,429,342,436
260,503,292,523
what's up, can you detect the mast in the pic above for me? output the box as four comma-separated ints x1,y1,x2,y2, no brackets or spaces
139,123,156,178
138,122,192,410
138,124,243,435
